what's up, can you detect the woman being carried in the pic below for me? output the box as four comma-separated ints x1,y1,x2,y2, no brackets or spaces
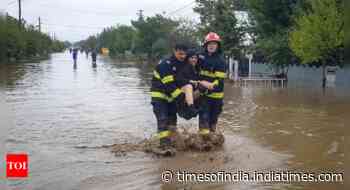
176,50,205,120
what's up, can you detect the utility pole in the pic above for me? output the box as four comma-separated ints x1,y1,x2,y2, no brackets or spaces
38,17,41,32
18,0,22,29
137,9,144,21
5,12,9,22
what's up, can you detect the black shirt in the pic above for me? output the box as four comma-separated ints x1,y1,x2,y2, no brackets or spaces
176,63,199,87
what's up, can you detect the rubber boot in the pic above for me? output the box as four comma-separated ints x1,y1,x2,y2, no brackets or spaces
208,123,225,147
159,137,176,157
198,122,212,151
168,125,178,146
168,125,177,133
154,118,176,156
199,121,210,136
160,137,172,149
210,124,217,133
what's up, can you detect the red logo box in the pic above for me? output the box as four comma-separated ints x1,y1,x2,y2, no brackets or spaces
6,153,28,178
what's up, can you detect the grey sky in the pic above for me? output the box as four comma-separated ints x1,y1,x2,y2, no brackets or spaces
1,0,199,42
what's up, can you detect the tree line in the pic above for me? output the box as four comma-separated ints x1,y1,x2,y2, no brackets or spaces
79,0,344,69
76,12,200,61
0,14,68,62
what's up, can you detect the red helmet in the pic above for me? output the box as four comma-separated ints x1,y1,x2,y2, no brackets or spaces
204,32,221,45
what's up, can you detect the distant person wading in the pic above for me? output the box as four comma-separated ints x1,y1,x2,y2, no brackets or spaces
91,50,97,66
72,48,78,64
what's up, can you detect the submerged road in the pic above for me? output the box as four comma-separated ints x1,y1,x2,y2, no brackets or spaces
0,52,347,190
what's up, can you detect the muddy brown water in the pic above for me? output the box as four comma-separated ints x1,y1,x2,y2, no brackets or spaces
0,52,347,190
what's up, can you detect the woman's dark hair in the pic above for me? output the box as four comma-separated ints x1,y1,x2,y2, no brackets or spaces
185,49,199,63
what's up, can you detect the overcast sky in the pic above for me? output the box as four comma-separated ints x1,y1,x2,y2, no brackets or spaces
1,0,199,42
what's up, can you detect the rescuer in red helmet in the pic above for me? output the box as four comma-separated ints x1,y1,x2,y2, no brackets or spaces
197,32,226,136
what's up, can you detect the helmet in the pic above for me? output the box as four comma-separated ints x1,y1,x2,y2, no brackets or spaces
204,32,221,45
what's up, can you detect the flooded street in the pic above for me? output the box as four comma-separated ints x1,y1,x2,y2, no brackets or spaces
1,52,347,190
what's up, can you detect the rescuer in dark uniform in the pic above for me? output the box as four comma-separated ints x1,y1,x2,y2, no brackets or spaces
150,44,188,154
197,32,226,135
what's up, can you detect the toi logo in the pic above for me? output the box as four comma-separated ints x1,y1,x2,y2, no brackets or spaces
6,153,28,178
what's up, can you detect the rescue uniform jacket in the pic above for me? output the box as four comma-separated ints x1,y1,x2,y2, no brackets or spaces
198,52,226,100
150,55,184,103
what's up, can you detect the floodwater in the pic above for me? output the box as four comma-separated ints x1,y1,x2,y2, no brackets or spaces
0,52,347,190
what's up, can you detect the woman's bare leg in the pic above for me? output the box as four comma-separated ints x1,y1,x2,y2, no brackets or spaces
181,84,194,105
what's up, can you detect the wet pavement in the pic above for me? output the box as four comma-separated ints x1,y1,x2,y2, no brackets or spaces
0,52,347,190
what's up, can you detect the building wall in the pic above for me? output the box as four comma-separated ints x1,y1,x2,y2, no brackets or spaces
252,63,350,94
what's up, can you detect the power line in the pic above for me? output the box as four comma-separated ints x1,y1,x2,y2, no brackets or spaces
42,26,96,34
7,0,17,6
34,3,123,17
167,1,196,17
42,23,107,30
165,0,181,9
6,1,125,17
161,0,184,14
177,7,195,16
5,0,17,11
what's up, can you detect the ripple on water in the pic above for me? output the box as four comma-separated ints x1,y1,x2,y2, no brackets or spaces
2,53,348,190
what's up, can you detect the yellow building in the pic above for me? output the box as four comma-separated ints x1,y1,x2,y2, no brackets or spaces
101,48,109,55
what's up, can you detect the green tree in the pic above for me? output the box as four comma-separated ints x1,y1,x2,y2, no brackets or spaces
81,12,200,61
246,0,303,37
132,14,178,59
111,25,135,55
194,0,243,56
151,38,169,59
289,0,344,87
246,0,305,73
0,14,66,62
169,19,201,49
90,25,135,57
